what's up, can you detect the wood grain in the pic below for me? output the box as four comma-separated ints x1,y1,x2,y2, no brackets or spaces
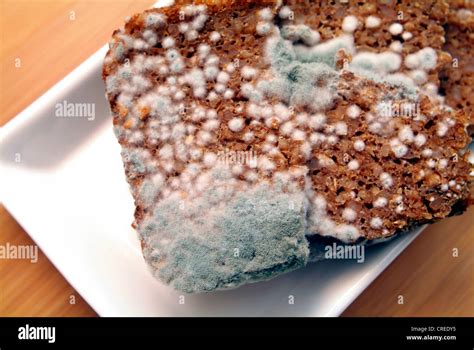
0,0,473,317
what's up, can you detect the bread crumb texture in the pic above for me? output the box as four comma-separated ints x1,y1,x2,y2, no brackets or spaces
103,0,473,292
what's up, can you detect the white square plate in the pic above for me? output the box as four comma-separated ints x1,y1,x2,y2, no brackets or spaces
0,1,427,316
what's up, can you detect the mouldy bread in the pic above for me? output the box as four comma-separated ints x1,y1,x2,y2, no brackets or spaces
103,0,473,293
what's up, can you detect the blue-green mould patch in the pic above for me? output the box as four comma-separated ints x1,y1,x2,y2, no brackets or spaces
121,148,148,178
138,178,163,208
261,36,350,112
139,184,310,293
349,52,418,100
281,24,320,46
262,32,420,110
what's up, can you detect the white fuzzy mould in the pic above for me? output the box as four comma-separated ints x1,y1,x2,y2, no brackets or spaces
172,123,186,139
203,119,220,131
405,48,437,71
158,144,174,159
190,148,203,160
209,31,221,42
203,152,217,167
353,140,365,152
204,65,219,80
424,83,438,96
409,69,428,85
217,71,230,84
395,204,404,214
398,125,414,143
342,15,359,33
214,83,226,93
414,134,426,147
162,36,175,48
225,63,236,74
369,122,383,135
293,113,307,126
313,195,327,212
207,91,218,101
223,89,234,99
449,180,456,187
291,129,306,141
373,197,388,208
266,134,277,143
309,113,327,130
446,117,456,127
418,47,437,70
129,131,144,145
342,208,357,222
327,135,339,145
241,66,258,80
352,51,402,73
167,76,177,86
346,105,361,119
437,122,449,137
310,132,326,145
197,130,212,145
143,30,158,46
348,159,360,170
274,103,292,121
405,54,420,69
228,118,245,132
370,217,383,229
243,131,254,143
145,13,167,28
166,49,180,62
158,65,169,76
389,23,403,35
192,13,208,31
282,25,320,46
258,156,276,171
174,90,185,101
261,105,273,119
246,103,259,118
389,41,403,53
231,164,244,176
365,15,381,28
279,6,292,19
178,23,190,33
441,183,449,192
380,172,393,188
300,142,312,160
194,86,207,98
438,158,448,169
421,148,433,158
402,32,413,40
162,161,175,174
246,171,258,182
198,43,211,58
427,159,436,168
334,121,348,136
390,138,408,158
256,22,272,36
186,30,199,41
259,8,274,21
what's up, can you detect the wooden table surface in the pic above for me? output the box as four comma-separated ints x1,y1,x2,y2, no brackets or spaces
0,0,473,317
